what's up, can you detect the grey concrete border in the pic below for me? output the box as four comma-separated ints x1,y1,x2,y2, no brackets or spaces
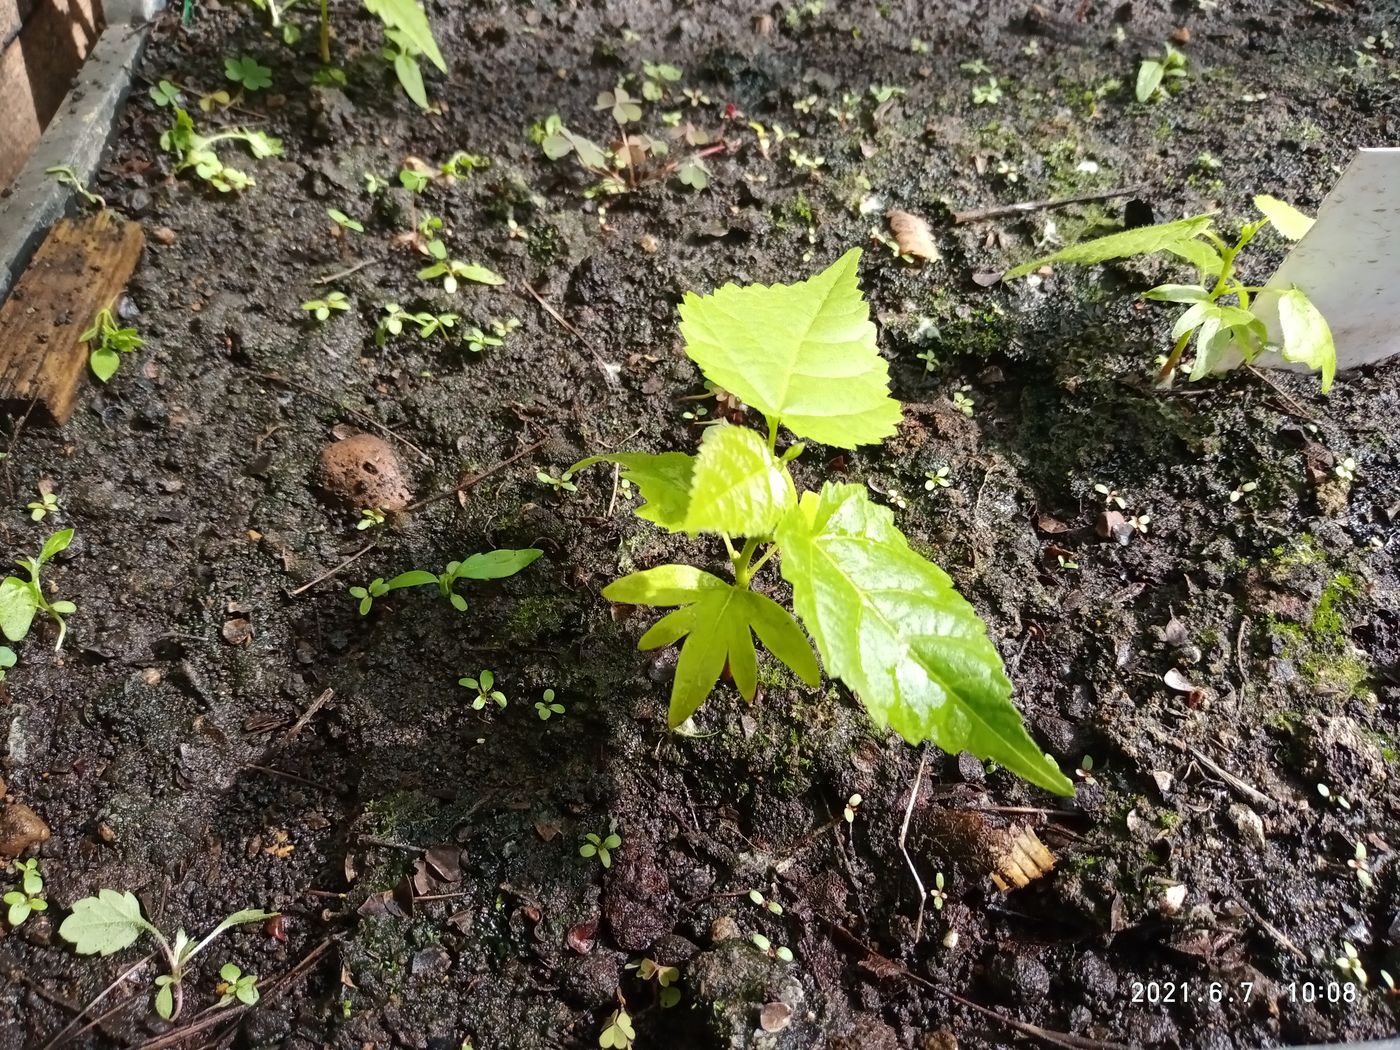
0,0,166,303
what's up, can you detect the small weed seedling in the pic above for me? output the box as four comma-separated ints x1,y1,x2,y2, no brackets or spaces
0,529,77,650
214,962,260,1007
1229,481,1258,503
327,208,364,233
571,249,1072,795
599,1007,635,1049
1335,942,1367,986
748,889,783,915
1335,457,1358,484
951,390,975,417
750,933,794,963
843,793,863,822
224,55,271,92
349,548,540,615
537,469,577,494
1348,842,1373,889
375,303,460,345
5,859,48,926
1076,756,1098,785
929,872,947,910
1137,44,1187,103
535,689,565,720
159,108,282,192
0,646,15,681
45,165,105,208
59,890,274,1020
924,466,951,492
580,823,621,868
356,507,386,531
627,957,681,1008
418,258,505,294
1005,196,1335,391
27,483,59,522
301,291,351,322
459,669,507,710
81,306,144,383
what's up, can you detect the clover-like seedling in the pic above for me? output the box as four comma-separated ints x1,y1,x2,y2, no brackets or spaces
580,824,621,868
747,889,783,915
301,292,351,322
535,689,565,720
4,859,48,926
1336,942,1368,986
81,306,144,383
418,258,505,294
224,55,272,91
356,507,385,531
924,467,950,492
750,933,794,963
1335,457,1358,484
27,485,59,522
1348,842,1373,890
596,85,643,125
460,670,506,710
1004,197,1334,391
150,80,182,107
59,890,274,1021
327,208,364,233
599,1007,635,1049
628,957,681,1008
0,529,78,650
399,167,432,192
215,963,260,1007
639,61,682,101
929,872,947,910
536,469,577,493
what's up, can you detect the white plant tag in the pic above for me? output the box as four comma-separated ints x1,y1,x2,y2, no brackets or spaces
1252,148,1400,374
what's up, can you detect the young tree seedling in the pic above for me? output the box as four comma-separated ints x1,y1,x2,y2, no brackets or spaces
571,249,1073,795
0,529,77,650
1004,196,1334,391
843,793,863,822
1348,841,1373,890
58,890,275,1020
81,307,144,383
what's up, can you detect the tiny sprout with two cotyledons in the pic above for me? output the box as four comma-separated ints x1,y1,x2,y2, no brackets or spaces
748,889,783,915
356,507,385,531
750,933,794,963
580,823,621,868
214,963,260,1007
929,872,947,910
459,670,506,710
1348,842,1373,890
301,291,351,322
843,794,863,822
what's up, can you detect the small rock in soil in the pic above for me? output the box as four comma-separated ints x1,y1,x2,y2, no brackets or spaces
410,945,452,979
710,916,741,942
987,951,1050,1005
558,950,622,1005
602,850,672,952
1071,950,1118,1002
0,801,51,856
318,433,412,511
1228,803,1267,850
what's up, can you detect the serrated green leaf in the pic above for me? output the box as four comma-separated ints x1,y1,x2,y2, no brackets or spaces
571,451,695,530
364,0,446,72
1165,237,1225,279
58,889,154,956
776,483,1073,796
1005,213,1216,279
0,578,37,643
1276,287,1335,393
1254,195,1315,241
453,549,543,580
682,424,795,536
678,248,901,449
604,566,819,726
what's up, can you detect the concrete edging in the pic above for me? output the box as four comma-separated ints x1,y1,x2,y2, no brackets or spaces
0,0,165,303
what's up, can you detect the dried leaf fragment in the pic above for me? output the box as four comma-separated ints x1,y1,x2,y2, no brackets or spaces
886,209,942,262
989,824,1056,892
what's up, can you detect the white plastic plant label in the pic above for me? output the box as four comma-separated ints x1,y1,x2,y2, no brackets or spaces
1253,148,1400,374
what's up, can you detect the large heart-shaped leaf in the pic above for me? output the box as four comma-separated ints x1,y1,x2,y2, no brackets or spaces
776,483,1073,796
678,248,901,449
604,565,819,726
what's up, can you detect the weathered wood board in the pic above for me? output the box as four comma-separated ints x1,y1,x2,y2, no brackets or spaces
0,210,144,425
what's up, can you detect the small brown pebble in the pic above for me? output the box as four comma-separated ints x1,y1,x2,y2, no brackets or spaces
222,618,253,646
140,667,162,686
97,821,117,844
318,433,412,511
1172,26,1191,44
1095,510,1126,539
760,1002,793,1033
0,802,51,857
151,226,178,245
709,915,741,943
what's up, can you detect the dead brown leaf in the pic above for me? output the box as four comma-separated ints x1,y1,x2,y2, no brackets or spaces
886,209,941,262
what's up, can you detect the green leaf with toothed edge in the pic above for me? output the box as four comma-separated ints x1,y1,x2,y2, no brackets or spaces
678,248,901,449
58,890,155,956
570,451,695,531
775,483,1074,796
681,424,795,537
603,565,819,727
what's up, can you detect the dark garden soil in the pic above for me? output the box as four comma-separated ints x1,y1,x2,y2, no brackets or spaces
2,1,1399,1047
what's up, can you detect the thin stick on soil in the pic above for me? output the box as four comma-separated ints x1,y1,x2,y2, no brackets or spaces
403,437,547,512
1244,364,1319,421
285,688,335,738
522,283,621,388
1233,895,1307,962
950,187,1144,224
315,256,383,285
256,372,434,464
898,747,929,943
288,543,375,597
39,952,155,1050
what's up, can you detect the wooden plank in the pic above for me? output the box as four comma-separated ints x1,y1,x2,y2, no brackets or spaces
0,0,104,188
0,210,143,425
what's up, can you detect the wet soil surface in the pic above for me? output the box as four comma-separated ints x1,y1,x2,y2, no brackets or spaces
2,1,1399,1047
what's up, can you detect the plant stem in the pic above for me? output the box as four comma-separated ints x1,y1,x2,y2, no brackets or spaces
319,0,331,65
1156,328,1194,385
731,538,761,588
766,416,778,453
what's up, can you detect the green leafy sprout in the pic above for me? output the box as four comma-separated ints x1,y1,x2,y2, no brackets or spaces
215,962,260,1007
459,669,507,710
537,469,577,493
1004,196,1334,392
627,956,681,1007
599,1007,635,1049
0,646,16,681
570,248,1073,796
5,859,48,926
159,107,282,192
356,507,386,531
0,529,78,650
417,258,505,294
376,303,460,345
81,306,144,383
1137,43,1187,103
535,689,565,720
327,208,365,233
58,890,274,1020
224,55,272,91
27,484,59,522
750,932,794,963
45,165,105,208
349,549,541,615
580,823,621,868
301,291,351,322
